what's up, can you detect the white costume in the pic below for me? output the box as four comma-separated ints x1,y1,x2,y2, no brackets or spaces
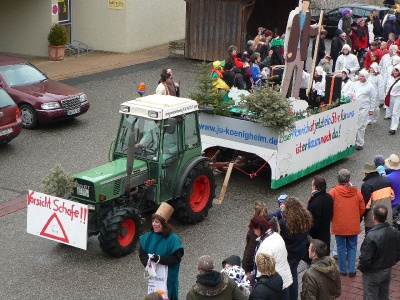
335,45,360,80
256,232,293,289
386,64,400,133
367,22,374,45
368,63,384,124
312,66,326,95
341,68,355,98
351,69,376,148
155,82,168,95
301,66,326,95
380,45,399,93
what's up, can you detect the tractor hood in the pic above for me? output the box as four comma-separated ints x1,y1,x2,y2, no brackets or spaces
72,158,148,203
74,158,146,182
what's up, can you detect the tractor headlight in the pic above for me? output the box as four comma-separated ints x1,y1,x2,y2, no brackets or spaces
148,111,158,118
120,105,130,113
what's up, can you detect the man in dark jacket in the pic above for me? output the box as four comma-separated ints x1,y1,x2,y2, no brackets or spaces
186,255,247,300
307,175,334,255
358,204,400,300
301,239,341,300
361,162,393,233
311,29,327,65
330,32,347,72
371,10,383,38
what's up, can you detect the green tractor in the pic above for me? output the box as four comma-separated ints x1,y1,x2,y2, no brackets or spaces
70,95,215,257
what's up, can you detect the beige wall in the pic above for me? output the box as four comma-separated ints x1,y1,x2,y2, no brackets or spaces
0,0,185,57
0,0,56,56
72,0,186,53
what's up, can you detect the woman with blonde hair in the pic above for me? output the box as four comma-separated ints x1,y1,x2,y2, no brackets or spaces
279,196,313,300
248,253,283,300
242,201,279,274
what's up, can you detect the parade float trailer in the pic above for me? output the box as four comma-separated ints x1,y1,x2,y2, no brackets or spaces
199,99,359,189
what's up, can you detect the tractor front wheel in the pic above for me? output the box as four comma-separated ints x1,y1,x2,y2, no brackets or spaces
98,206,140,257
173,162,215,224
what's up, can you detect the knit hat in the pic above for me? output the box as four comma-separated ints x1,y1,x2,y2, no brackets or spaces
222,255,241,268
198,255,215,272
342,8,351,16
385,154,400,170
370,62,379,73
363,162,377,174
374,155,385,167
342,44,351,52
389,14,396,21
389,45,399,54
394,63,400,71
341,68,349,75
315,66,324,76
359,69,369,79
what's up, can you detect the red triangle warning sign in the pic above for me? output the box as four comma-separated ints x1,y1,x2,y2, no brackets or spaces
40,212,69,243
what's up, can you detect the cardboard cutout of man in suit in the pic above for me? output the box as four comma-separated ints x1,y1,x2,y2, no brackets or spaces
281,0,319,98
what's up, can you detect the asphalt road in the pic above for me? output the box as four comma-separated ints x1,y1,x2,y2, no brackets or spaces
1,55,400,300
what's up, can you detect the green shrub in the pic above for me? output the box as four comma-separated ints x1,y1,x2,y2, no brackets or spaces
41,164,75,198
189,61,233,117
48,24,68,46
240,84,296,134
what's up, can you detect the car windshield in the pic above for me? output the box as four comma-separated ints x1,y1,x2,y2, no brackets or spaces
0,89,14,108
0,63,47,87
115,114,161,160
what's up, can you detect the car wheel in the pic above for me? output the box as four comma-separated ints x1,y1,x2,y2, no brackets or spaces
19,104,38,129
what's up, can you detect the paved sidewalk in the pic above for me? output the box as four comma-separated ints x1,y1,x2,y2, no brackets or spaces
26,43,169,80
6,44,400,300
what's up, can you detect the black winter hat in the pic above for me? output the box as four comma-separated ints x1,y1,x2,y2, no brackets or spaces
222,255,241,268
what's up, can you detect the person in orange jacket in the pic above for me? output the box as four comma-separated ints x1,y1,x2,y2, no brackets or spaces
329,169,365,277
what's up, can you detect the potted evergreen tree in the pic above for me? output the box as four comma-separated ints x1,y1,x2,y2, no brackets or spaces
47,23,68,61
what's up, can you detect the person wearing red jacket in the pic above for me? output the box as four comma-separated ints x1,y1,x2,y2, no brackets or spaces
364,41,383,69
354,18,369,67
329,169,365,277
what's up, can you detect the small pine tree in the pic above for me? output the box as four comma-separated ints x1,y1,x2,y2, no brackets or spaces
41,164,75,198
240,85,296,134
189,61,233,116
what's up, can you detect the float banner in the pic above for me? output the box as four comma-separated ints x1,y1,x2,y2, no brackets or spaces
26,190,88,250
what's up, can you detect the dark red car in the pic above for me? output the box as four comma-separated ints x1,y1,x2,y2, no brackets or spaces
0,88,22,144
0,55,90,128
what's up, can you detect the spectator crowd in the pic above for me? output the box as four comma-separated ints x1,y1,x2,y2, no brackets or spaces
142,154,400,300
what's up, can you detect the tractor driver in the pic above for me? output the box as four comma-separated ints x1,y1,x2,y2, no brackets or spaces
136,119,178,158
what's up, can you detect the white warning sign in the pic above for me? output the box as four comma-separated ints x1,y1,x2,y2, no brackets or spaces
27,190,88,250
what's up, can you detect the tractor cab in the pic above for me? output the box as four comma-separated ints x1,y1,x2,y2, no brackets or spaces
115,95,201,203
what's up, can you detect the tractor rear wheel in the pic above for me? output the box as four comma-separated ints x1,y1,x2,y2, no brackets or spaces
98,206,140,257
173,162,215,224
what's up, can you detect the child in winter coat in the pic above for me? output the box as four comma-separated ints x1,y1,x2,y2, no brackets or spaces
221,255,251,298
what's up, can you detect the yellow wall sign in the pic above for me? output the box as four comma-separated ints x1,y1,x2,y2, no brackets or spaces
108,0,125,10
